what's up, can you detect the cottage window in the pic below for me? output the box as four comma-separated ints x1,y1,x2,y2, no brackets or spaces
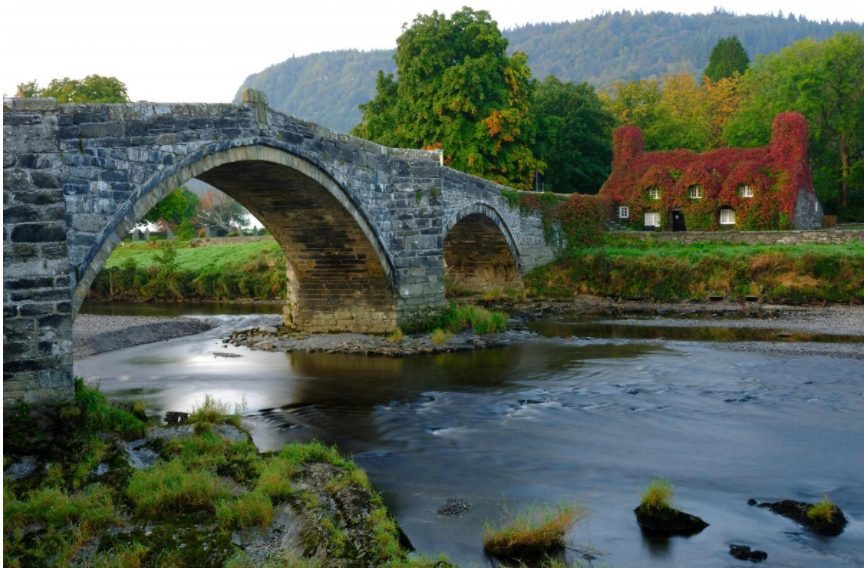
618,205,630,219
738,184,753,198
644,212,661,227
648,187,660,200
688,185,703,199
719,208,736,225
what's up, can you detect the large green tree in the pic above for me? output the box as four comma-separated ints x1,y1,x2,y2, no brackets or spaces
352,8,540,189
143,188,199,232
724,33,864,217
532,77,614,193
16,75,129,103
703,36,750,82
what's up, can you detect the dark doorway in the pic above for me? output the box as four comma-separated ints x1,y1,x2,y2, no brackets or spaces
671,210,686,232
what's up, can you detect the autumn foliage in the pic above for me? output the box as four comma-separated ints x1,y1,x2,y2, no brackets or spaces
600,112,815,230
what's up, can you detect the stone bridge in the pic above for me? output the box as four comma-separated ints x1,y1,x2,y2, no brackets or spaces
3,91,556,405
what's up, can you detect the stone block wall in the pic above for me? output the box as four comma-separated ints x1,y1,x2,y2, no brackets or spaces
3,98,74,405
610,229,863,245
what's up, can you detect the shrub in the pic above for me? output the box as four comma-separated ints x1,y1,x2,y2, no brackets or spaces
482,504,580,562
639,478,674,512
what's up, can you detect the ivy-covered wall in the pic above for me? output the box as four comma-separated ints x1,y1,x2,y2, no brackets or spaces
599,112,821,231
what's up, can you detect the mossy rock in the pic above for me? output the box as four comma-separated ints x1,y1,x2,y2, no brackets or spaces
633,504,708,536
756,499,847,536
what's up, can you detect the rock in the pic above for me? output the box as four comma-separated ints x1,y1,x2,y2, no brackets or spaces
148,424,196,441
747,498,758,506
95,463,110,477
729,544,768,562
4,455,38,481
214,424,248,443
437,499,471,516
164,411,189,425
214,352,242,358
634,505,708,536
756,499,847,536
122,439,159,470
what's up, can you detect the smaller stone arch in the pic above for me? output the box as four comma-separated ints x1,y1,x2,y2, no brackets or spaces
443,203,523,295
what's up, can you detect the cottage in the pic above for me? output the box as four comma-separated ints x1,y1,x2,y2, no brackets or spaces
599,112,822,231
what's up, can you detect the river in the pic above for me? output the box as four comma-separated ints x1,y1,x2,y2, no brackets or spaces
74,310,863,567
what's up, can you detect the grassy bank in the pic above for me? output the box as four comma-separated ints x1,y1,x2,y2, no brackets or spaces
89,239,286,301
3,382,448,567
90,235,863,306
527,237,863,304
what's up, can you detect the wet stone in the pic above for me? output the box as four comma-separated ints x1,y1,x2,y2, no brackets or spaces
729,544,768,562
437,499,471,516
122,439,159,470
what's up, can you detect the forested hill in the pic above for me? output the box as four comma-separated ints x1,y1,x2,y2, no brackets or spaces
235,11,862,133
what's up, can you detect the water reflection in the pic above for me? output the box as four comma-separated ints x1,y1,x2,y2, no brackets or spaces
530,321,863,343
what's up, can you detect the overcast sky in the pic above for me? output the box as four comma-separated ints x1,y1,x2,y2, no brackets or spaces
2,0,862,103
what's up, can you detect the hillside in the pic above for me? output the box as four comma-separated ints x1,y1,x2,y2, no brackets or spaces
235,11,861,133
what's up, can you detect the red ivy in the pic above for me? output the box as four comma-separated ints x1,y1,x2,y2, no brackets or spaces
600,113,814,230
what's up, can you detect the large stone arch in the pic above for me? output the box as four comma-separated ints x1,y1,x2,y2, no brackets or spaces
443,203,523,294
74,144,397,333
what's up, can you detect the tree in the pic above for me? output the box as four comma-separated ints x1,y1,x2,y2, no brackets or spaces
703,36,750,82
196,190,251,235
532,77,615,193
724,33,864,216
353,7,540,189
143,188,199,230
15,75,129,103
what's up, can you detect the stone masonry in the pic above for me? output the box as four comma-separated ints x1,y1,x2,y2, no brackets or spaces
3,91,554,405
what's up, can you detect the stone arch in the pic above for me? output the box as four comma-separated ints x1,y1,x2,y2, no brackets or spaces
73,144,396,333
443,203,522,294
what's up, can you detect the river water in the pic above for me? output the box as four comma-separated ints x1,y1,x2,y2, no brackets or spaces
74,312,863,567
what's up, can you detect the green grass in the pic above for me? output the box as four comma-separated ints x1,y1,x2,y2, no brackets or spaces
430,302,508,335
4,484,117,528
126,459,228,515
430,328,452,345
216,490,274,529
74,378,147,437
482,504,581,562
189,394,244,428
528,236,863,304
103,238,282,271
807,495,838,523
638,478,674,512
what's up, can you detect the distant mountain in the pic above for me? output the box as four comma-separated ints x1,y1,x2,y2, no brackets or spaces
235,11,862,133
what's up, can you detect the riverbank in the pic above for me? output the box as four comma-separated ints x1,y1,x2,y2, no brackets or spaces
72,296,863,360
73,315,216,358
2,382,448,567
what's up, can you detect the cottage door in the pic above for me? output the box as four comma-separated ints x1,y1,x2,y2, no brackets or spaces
671,211,686,231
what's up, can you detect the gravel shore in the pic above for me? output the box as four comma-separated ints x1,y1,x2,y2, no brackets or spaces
73,315,215,358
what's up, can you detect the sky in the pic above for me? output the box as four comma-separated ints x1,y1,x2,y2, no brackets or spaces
2,0,862,103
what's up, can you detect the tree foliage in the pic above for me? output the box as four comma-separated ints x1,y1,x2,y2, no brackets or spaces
196,190,250,234
703,36,750,81
724,33,864,216
16,75,129,103
143,188,199,230
531,77,614,193
353,7,540,189
236,12,859,133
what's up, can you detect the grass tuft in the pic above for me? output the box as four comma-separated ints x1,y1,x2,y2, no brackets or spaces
216,490,274,529
639,478,674,512
807,495,838,523
388,327,405,343
126,459,227,515
430,328,452,345
482,504,580,562
431,302,508,335
74,378,146,437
